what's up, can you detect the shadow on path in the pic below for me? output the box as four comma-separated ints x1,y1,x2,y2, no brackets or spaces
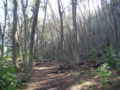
21,62,78,90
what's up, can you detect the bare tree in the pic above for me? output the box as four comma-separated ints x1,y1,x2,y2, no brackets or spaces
40,0,48,61
57,0,64,61
28,0,40,71
1,0,8,55
21,0,28,68
110,0,119,56
12,0,18,68
72,0,80,63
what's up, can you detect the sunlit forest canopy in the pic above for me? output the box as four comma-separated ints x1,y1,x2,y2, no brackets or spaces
0,0,120,90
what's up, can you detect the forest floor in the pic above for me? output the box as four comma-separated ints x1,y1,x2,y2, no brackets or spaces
20,61,120,90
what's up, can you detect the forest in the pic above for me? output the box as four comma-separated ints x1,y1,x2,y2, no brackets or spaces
0,0,120,90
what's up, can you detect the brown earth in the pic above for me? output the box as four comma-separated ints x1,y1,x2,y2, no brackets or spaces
20,61,120,90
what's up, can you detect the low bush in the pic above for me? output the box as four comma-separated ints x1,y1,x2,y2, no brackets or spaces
105,46,120,71
0,56,21,90
94,63,111,85
87,48,96,59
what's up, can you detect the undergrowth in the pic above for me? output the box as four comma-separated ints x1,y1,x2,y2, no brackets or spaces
0,56,21,90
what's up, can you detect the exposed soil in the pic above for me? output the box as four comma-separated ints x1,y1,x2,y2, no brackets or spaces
20,61,120,90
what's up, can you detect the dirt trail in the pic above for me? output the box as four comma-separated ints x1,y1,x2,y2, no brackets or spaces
20,61,120,90
21,62,78,90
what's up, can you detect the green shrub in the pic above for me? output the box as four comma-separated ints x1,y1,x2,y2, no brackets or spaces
105,46,117,68
87,48,96,59
94,63,111,85
105,46,120,70
0,57,20,90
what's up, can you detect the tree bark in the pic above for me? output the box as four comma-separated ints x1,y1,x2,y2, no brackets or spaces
110,0,119,56
1,0,7,56
40,0,48,61
12,0,18,68
21,0,28,68
72,0,80,63
57,0,64,62
28,0,40,71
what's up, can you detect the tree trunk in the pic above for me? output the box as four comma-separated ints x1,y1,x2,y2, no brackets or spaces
1,0,7,56
40,0,48,61
57,0,64,61
72,0,80,64
110,0,119,56
12,0,18,68
28,0,40,72
21,0,28,69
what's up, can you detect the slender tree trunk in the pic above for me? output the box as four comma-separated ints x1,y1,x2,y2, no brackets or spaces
110,0,119,56
0,24,3,55
21,0,28,68
1,0,7,56
12,0,18,68
40,0,48,61
57,0,64,61
28,0,40,72
1,34,4,55
72,0,80,64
